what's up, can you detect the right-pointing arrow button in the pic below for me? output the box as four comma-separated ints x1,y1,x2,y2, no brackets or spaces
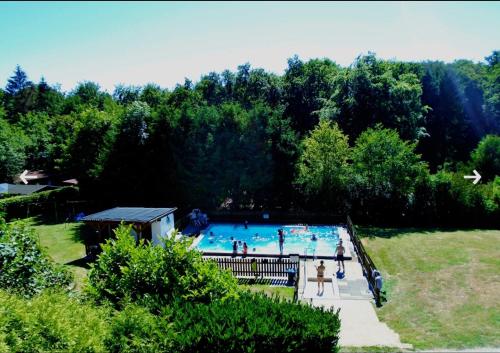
464,170,481,185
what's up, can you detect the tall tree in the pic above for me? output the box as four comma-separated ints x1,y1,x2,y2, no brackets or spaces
5,65,31,95
351,125,427,220
319,54,427,142
283,56,339,134
0,116,28,181
295,119,350,210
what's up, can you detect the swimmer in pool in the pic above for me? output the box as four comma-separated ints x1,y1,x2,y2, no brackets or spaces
311,233,317,241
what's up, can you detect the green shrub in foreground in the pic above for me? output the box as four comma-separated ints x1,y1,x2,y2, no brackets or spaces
87,224,239,310
105,304,175,353
0,220,72,296
0,290,341,353
169,292,341,353
0,290,110,353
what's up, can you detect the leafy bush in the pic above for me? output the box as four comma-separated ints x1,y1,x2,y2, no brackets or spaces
87,224,239,310
105,304,174,353
0,290,110,353
412,171,500,227
169,292,341,353
471,134,500,182
0,220,71,296
0,186,79,221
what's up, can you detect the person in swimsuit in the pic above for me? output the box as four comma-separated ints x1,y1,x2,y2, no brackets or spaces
278,229,285,255
243,242,248,256
336,240,345,272
232,241,238,257
315,260,326,294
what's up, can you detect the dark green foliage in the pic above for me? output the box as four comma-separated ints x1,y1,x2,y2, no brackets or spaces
351,125,427,220
284,56,339,134
1,52,499,227
0,221,72,296
320,54,427,141
0,290,111,353
5,65,31,96
0,117,28,181
86,224,239,310
105,304,174,353
0,186,80,221
295,119,350,210
471,135,500,182
0,289,341,353
412,171,500,227
169,292,340,353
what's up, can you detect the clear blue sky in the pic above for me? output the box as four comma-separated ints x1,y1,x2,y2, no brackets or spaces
1,1,499,92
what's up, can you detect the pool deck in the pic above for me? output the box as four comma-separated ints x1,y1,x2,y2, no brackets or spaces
297,236,411,349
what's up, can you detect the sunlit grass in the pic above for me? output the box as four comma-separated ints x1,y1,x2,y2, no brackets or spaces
238,284,295,301
361,228,500,349
14,218,89,290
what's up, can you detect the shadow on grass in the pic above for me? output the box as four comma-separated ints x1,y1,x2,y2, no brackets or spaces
65,257,92,269
356,226,484,239
68,223,90,244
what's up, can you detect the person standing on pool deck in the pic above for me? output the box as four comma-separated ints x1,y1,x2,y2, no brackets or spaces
244,220,248,229
315,260,326,294
335,240,345,272
232,241,238,257
243,242,248,256
278,229,285,255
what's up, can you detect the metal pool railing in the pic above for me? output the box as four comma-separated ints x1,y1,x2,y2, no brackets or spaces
346,216,382,305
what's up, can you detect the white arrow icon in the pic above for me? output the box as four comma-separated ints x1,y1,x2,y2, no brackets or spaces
19,170,37,185
464,170,481,185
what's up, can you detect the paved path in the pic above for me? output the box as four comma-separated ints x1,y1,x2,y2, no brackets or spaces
298,231,412,349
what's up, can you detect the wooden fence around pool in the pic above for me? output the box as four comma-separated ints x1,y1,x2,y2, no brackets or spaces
206,257,300,278
206,256,301,302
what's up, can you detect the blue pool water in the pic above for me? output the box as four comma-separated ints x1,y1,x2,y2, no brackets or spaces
195,223,341,257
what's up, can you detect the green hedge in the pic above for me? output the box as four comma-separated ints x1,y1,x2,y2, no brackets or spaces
0,186,79,220
169,292,341,353
0,290,341,353
0,290,111,353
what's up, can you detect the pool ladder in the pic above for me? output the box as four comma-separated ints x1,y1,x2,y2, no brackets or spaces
304,246,316,260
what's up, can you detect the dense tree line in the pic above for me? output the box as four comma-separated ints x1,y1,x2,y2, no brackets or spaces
1,52,499,226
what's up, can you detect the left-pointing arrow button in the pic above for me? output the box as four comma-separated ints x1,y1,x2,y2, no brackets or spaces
19,170,37,185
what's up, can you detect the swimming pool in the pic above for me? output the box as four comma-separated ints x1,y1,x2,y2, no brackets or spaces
194,222,343,257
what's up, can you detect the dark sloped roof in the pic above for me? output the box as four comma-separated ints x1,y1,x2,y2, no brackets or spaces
82,207,177,223
0,183,54,195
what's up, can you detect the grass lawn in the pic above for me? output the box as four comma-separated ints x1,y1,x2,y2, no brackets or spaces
360,228,500,350
14,218,89,290
238,284,295,301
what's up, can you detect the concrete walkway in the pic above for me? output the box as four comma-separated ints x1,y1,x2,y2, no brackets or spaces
298,230,412,349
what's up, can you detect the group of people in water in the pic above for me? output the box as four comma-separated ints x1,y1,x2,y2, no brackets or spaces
209,222,333,256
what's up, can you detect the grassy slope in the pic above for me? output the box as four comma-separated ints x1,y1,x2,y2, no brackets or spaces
361,228,500,350
21,219,89,290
